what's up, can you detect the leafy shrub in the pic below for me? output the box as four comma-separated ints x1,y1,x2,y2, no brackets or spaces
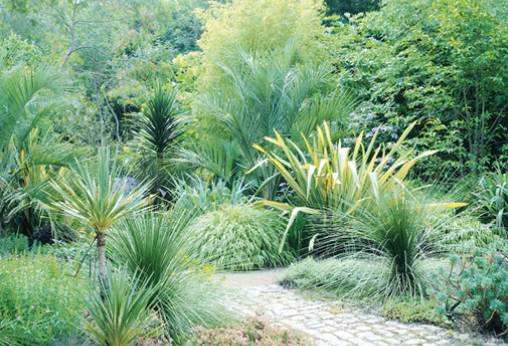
435,249,508,335
475,166,508,229
186,318,308,346
197,0,325,88
432,213,503,251
0,234,30,257
331,0,508,179
85,270,164,346
109,209,226,343
173,177,249,213
188,204,295,271
0,255,87,345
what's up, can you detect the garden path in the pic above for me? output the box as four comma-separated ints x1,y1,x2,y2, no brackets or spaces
217,270,503,346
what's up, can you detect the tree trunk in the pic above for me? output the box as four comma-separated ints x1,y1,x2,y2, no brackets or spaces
96,232,108,300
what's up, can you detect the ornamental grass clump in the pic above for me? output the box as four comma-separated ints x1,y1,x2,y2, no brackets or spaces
109,208,226,343
187,204,295,271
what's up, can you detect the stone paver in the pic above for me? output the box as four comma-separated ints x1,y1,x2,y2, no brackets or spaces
217,271,505,346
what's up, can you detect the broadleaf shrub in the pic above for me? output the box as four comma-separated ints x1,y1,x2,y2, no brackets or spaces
331,0,508,179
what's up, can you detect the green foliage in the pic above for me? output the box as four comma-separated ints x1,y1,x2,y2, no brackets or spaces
191,46,354,197
0,33,44,68
475,165,508,229
435,249,508,334
0,254,87,345
0,234,30,256
197,0,325,88
109,209,226,343
338,193,433,295
279,257,387,298
331,0,508,179
135,84,185,202
174,177,249,213
84,270,163,346
0,65,64,151
379,297,448,326
47,147,149,234
188,204,294,271
255,122,432,212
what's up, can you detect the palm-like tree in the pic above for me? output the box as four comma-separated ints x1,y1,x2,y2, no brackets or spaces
192,44,356,198
0,66,63,151
136,83,184,204
0,65,78,240
47,147,149,296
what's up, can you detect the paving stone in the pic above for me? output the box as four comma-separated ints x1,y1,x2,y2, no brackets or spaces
222,284,507,346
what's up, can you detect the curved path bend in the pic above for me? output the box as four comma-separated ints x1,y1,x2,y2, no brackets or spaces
217,270,503,346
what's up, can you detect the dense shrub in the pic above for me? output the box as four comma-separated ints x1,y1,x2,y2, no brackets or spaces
0,255,87,345
436,248,508,335
188,204,294,271
331,0,508,179
0,234,31,256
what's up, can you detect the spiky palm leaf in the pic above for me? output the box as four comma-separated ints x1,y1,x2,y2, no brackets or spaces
109,208,226,343
0,66,63,151
137,84,184,201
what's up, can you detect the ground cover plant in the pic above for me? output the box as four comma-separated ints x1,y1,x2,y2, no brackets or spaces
0,0,507,343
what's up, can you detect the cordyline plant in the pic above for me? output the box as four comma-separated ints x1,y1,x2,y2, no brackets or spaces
46,148,149,297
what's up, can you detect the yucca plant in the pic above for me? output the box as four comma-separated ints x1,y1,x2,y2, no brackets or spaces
85,270,163,346
137,83,184,203
46,147,149,296
109,208,226,343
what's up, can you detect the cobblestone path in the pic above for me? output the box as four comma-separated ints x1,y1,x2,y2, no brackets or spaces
219,271,503,346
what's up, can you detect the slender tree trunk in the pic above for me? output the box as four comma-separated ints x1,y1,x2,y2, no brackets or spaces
96,231,108,300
